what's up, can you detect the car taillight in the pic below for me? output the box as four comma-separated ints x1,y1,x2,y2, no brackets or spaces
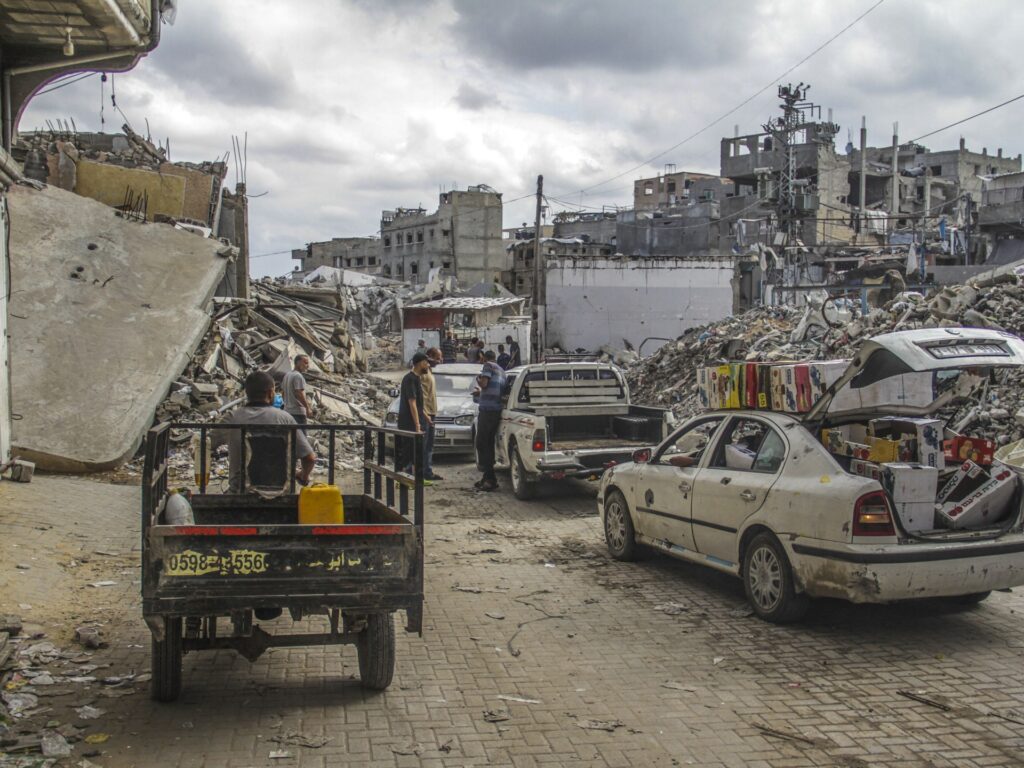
532,429,546,452
852,491,896,537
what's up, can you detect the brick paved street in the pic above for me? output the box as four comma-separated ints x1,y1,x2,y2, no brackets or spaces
4,465,1024,767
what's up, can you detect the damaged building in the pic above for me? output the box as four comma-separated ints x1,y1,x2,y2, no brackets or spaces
0,0,165,469
379,184,505,286
291,236,381,276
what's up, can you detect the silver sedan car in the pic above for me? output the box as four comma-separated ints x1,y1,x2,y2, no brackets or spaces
385,363,480,456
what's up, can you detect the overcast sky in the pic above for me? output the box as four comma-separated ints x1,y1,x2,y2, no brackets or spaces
20,0,1024,277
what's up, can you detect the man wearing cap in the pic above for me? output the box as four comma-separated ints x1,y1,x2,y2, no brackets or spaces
474,349,505,492
419,347,444,482
397,352,430,482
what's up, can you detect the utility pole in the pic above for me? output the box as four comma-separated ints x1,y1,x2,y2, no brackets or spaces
858,116,867,237
532,174,544,363
890,122,899,229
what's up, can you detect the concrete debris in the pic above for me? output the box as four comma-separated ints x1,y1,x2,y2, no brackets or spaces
628,263,1024,446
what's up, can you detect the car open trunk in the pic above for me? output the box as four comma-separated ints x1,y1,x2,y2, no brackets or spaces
805,328,1024,538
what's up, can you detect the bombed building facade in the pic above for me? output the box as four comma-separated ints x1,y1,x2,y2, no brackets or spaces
291,236,381,276
379,185,505,286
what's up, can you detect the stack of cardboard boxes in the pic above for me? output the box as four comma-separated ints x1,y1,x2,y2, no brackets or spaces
823,417,1013,532
697,361,847,413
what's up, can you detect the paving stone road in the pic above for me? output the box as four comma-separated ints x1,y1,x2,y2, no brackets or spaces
3,462,1024,767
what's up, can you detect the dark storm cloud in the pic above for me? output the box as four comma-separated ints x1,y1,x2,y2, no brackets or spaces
449,0,752,72
453,82,500,111
145,6,296,108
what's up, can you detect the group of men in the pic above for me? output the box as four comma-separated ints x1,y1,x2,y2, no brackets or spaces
219,334,510,494
398,344,505,491
438,332,521,370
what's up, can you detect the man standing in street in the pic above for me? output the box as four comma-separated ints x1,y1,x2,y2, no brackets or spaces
441,330,458,364
506,335,522,368
496,343,511,370
397,352,431,482
419,347,444,482
474,349,505,492
282,354,312,426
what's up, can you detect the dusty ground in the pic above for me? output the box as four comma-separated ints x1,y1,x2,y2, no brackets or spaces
3,463,1024,767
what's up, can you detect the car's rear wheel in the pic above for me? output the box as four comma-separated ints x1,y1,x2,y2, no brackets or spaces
743,532,808,623
509,443,536,500
604,490,638,561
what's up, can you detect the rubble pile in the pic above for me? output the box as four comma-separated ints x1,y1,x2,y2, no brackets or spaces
147,279,397,481
628,266,1024,445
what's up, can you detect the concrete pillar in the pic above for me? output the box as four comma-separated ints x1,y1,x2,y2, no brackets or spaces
234,183,250,300
0,194,9,465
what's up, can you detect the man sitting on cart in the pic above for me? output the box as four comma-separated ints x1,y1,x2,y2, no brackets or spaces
215,371,316,493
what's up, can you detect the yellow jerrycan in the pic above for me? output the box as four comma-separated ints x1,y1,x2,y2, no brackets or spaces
298,483,345,524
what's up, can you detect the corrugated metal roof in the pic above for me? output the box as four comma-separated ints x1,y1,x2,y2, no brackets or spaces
410,296,525,311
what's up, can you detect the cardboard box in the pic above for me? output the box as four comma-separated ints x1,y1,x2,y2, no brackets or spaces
808,360,848,401
867,436,916,463
850,458,883,481
756,365,772,409
770,366,788,411
936,460,987,504
697,368,714,410
870,417,945,470
943,435,996,467
937,466,1017,529
882,463,939,532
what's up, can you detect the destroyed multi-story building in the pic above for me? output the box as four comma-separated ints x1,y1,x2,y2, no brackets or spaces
979,170,1024,264
0,0,164,468
633,168,732,211
504,237,615,297
551,210,617,244
719,89,854,252
379,185,505,286
291,236,381,276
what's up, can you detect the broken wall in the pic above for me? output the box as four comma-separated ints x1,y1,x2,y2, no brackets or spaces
7,184,230,471
544,256,736,354
72,158,216,223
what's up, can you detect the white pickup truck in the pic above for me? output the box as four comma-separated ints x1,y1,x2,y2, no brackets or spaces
489,362,672,499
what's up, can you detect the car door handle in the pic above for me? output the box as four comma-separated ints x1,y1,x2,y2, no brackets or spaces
720,476,731,485
740,489,757,502
678,481,692,493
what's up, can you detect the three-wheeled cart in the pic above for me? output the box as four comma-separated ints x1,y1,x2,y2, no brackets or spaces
141,422,425,702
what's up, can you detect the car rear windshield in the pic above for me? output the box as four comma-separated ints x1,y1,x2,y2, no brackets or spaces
436,373,478,395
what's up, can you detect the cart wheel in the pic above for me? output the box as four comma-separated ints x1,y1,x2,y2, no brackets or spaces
151,616,183,702
357,612,395,690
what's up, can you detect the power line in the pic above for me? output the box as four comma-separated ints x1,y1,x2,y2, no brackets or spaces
909,92,1024,144
550,0,887,200
36,72,96,97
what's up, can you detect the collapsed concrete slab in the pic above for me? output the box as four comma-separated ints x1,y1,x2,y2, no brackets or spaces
7,184,229,471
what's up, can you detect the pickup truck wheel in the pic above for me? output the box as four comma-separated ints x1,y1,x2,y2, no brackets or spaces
509,444,536,500
604,490,638,561
151,616,183,702
743,533,808,624
357,612,395,690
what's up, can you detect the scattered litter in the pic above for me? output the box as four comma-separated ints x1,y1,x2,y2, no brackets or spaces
74,627,103,650
83,733,110,745
544,563,557,568
87,582,117,588
15,563,30,570
2,691,39,716
75,706,104,720
575,719,624,732
897,690,952,712
712,657,725,666
268,750,292,760
30,673,56,686
181,721,194,730
438,738,454,753
390,743,423,757
661,681,698,692
482,709,510,723
729,606,754,618
496,694,541,704
93,550,121,557
270,731,331,749
485,612,505,620
39,732,71,758
752,723,817,745
653,602,688,615
451,585,483,594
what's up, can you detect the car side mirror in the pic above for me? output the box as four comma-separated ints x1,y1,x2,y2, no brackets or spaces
388,387,400,398
667,455,696,469
632,448,651,463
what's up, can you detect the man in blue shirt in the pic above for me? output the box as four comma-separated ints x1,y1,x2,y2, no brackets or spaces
474,349,505,492
496,344,511,370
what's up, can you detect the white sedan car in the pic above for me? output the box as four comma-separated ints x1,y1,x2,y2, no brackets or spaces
599,328,1024,623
